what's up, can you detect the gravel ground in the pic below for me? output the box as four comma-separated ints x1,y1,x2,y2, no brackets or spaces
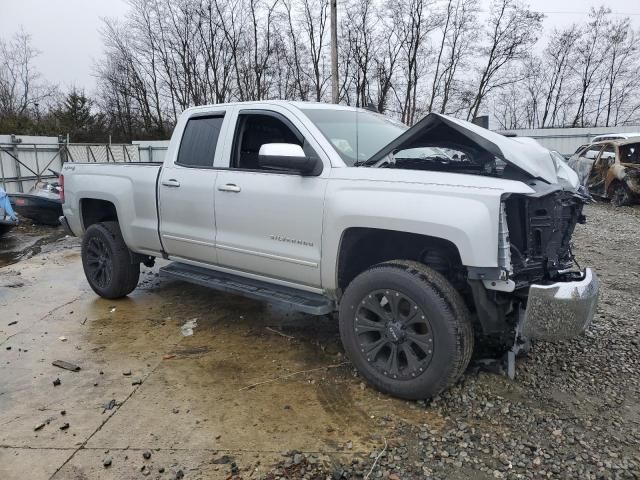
265,203,640,480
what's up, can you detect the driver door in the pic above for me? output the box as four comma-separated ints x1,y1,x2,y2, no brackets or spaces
213,107,329,288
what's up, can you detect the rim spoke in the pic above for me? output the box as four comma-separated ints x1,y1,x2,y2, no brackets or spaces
406,332,433,355
362,295,390,321
402,307,421,325
400,343,421,372
355,316,386,333
386,293,400,318
94,266,103,285
384,344,399,376
363,337,387,360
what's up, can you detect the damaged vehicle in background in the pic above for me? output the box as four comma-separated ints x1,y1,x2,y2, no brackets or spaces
60,102,599,400
568,138,640,206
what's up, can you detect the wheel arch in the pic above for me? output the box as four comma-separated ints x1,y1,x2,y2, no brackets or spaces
334,227,465,298
80,198,118,230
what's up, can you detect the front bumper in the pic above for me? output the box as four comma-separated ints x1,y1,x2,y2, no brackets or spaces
522,268,599,341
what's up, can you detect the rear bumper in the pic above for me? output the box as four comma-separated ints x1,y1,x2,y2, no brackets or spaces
522,268,599,341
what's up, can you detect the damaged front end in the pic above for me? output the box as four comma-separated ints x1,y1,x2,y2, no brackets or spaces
503,182,599,341
365,112,600,352
468,182,598,353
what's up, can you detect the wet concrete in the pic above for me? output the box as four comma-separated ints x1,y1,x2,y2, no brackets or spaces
0,243,437,479
0,221,66,268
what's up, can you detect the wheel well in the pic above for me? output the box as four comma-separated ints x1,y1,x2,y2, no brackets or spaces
337,228,464,294
80,199,118,230
607,179,624,196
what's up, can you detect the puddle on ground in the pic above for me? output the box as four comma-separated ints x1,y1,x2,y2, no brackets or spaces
0,222,66,267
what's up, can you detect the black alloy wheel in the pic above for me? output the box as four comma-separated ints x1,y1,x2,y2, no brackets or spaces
339,260,474,400
355,289,434,380
85,236,113,289
81,221,140,299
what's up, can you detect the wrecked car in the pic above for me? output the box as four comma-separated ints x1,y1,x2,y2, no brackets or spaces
568,138,640,206
59,102,599,400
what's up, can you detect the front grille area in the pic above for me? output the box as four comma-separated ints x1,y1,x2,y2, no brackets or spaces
504,190,586,286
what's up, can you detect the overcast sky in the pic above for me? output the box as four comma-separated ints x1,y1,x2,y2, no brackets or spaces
1,0,639,95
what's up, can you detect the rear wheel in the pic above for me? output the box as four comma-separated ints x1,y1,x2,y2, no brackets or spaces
339,260,473,400
81,221,140,299
611,182,632,207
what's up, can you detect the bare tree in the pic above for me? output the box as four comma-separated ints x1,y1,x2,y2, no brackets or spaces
539,25,580,127
392,0,439,124
571,7,611,127
466,0,543,121
86,0,640,138
428,0,478,114
0,28,55,117
603,18,638,126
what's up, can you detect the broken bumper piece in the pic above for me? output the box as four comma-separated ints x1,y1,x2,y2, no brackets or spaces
522,268,599,341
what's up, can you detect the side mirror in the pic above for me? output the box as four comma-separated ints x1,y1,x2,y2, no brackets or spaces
258,143,321,175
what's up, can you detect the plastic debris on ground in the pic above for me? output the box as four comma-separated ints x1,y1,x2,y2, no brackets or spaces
180,318,198,336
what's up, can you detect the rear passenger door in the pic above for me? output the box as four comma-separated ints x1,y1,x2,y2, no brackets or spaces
158,110,229,264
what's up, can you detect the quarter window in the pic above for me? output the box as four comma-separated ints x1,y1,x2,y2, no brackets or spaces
177,115,224,168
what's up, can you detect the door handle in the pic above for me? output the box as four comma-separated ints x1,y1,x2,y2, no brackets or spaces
161,179,180,188
218,183,241,193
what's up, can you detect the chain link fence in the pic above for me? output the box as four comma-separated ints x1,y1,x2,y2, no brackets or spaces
0,141,167,193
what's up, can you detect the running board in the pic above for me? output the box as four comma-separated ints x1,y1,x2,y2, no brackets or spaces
159,262,334,315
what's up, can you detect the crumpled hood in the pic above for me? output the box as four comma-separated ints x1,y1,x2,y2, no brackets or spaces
367,113,560,184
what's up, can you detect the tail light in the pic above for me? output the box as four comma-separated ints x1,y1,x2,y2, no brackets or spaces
59,174,65,204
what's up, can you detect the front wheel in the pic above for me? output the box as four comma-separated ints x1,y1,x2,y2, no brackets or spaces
81,221,140,299
339,260,473,400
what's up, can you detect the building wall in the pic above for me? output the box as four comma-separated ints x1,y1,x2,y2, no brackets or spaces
496,125,640,156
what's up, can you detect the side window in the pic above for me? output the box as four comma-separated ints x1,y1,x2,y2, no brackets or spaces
579,145,603,160
620,144,640,164
176,115,224,168
599,144,615,161
232,113,304,170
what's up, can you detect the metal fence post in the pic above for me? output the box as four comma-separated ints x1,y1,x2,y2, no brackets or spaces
12,139,23,193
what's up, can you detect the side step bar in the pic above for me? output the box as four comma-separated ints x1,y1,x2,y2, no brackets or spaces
159,262,335,315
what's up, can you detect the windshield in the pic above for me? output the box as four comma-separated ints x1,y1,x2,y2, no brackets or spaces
302,108,406,166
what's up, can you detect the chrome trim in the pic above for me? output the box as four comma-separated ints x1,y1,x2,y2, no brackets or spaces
216,243,319,268
522,268,600,341
161,234,215,247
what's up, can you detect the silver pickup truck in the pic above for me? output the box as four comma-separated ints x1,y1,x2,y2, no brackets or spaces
60,101,599,399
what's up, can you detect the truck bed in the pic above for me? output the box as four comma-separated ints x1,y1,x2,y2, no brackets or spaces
61,162,164,257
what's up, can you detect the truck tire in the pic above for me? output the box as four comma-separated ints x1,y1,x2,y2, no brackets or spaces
339,260,473,400
81,221,140,299
611,182,632,207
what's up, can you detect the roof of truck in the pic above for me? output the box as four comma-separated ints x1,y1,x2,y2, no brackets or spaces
182,100,371,114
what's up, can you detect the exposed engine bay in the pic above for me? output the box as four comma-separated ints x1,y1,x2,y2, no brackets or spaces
504,182,588,287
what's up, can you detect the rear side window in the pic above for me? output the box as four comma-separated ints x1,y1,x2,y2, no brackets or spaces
176,115,224,168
